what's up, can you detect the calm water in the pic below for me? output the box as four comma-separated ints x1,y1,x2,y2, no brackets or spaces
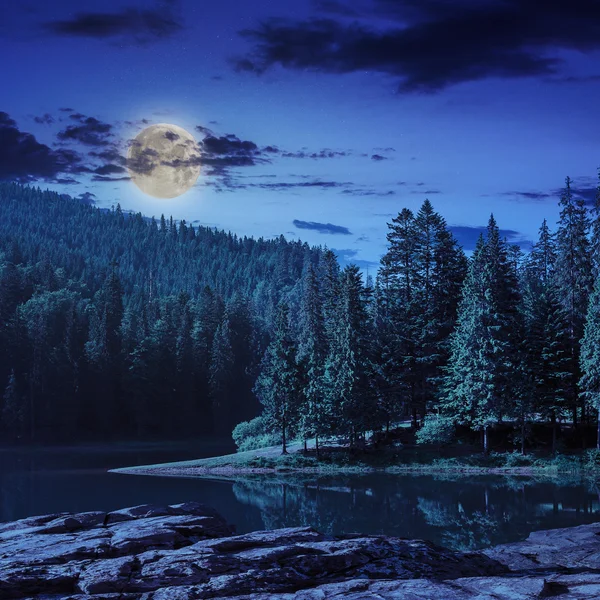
1,442,599,551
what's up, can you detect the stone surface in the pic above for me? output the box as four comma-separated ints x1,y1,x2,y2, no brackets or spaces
0,502,598,599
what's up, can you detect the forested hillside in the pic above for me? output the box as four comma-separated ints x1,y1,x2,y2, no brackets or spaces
3,175,600,454
0,182,320,441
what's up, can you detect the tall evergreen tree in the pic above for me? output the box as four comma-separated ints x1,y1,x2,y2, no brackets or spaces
554,176,592,426
253,302,300,454
579,276,600,449
441,217,522,453
297,262,328,454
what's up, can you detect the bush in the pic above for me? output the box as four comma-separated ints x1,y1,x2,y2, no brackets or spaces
232,416,281,452
416,416,455,445
503,451,534,467
584,449,600,471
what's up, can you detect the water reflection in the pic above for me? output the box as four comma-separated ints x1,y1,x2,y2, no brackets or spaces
230,473,600,550
1,445,599,551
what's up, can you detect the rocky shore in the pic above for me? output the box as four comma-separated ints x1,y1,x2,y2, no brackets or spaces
0,502,599,599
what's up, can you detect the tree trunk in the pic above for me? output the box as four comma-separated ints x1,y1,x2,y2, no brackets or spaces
483,425,489,455
315,434,320,460
303,438,307,454
281,421,288,455
573,406,578,429
521,419,525,455
411,406,418,429
551,412,557,455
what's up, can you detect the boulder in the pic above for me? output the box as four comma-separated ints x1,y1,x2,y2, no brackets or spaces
0,503,598,599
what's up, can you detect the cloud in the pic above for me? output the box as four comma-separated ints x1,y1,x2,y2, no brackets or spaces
91,175,131,182
341,188,396,197
371,154,387,161
93,163,127,176
42,1,182,44
449,225,532,251
0,111,84,182
411,188,441,194
33,113,54,125
235,0,600,92
57,113,113,146
293,219,352,234
76,191,97,205
499,190,555,202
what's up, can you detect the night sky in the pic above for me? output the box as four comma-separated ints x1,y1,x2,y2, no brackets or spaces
2,0,600,268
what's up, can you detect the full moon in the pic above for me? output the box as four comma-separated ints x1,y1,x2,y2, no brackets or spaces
127,124,201,198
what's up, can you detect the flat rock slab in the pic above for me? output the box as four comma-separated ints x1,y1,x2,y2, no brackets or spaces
0,503,598,599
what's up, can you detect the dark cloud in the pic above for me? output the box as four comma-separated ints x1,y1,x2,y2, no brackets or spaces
235,0,600,92
59,107,74,112
499,190,555,201
256,180,346,191
195,125,214,138
89,148,127,166
371,154,387,161
33,113,54,125
93,163,127,176
280,148,350,159
42,2,182,44
411,188,441,194
91,175,131,182
203,134,258,155
57,114,113,146
76,191,97,205
164,130,179,141
341,188,396,197
293,219,352,234
0,111,84,182
449,225,532,251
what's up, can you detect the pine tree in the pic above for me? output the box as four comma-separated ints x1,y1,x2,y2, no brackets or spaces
209,313,235,435
323,265,374,448
579,276,600,449
380,208,418,425
297,262,328,455
590,169,600,279
554,176,592,427
253,302,300,454
441,217,522,453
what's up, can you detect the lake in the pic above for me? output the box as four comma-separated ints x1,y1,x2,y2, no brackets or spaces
1,442,599,551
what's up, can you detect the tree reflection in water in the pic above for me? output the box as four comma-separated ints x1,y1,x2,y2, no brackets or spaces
231,473,600,550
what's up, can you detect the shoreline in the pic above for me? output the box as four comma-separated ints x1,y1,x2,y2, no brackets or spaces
110,456,600,480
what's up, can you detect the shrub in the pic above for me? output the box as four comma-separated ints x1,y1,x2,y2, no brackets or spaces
503,451,534,467
416,416,455,445
232,416,281,452
584,449,600,471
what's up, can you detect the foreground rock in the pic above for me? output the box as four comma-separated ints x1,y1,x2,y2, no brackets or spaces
0,503,598,599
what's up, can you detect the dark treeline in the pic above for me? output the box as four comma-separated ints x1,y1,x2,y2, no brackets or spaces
250,174,600,454
3,176,600,453
0,182,322,441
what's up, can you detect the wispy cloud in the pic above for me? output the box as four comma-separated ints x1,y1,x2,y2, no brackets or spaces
293,219,352,235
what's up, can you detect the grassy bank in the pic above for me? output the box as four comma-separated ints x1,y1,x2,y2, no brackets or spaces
110,441,600,479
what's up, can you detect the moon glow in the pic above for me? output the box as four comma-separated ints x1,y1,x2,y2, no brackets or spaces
127,124,201,199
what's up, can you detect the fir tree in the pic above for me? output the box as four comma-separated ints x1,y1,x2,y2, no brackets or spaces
297,262,328,455
554,176,592,426
253,302,300,454
579,276,600,449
